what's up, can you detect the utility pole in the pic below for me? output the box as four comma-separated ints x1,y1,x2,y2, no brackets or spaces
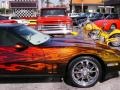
70,0,72,13
46,0,49,7
81,0,84,12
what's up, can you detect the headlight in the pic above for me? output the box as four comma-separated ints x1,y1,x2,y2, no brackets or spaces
88,30,100,40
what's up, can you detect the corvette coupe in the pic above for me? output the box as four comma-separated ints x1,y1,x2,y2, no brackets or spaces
94,14,120,31
0,24,120,88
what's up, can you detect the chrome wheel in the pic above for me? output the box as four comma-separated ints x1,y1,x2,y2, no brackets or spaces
71,58,99,87
109,34,120,47
111,36,120,47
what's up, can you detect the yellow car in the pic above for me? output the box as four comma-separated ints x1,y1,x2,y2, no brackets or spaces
84,22,120,47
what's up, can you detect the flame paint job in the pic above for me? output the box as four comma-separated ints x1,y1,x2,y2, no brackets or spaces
0,39,119,75
0,37,120,75
0,24,120,75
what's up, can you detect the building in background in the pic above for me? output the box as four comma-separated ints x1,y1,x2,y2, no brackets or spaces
70,0,104,13
9,0,38,17
104,0,118,14
0,0,13,9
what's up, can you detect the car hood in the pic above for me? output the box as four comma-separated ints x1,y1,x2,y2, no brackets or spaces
42,37,105,48
41,37,120,55
38,16,72,24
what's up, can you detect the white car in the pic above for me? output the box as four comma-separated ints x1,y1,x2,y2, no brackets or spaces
68,13,81,18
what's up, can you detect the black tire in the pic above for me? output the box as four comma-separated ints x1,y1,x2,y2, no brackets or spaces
108,34,120,47
65,56,102,88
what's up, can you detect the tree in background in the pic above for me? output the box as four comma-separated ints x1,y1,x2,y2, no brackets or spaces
0,8,11,14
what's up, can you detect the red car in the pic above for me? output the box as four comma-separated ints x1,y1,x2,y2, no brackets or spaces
0,24,120,88
37,7,73,35
94,14,120,31
0,20,17,24
0,15,17,24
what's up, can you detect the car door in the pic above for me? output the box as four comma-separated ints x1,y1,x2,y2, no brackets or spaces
0,29,46,75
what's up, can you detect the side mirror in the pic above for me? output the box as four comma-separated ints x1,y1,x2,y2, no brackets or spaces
15,43,28,51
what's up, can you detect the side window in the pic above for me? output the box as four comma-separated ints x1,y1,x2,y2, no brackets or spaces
0,30,23,46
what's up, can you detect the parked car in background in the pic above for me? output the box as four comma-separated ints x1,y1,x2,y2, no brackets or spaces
94,13,120,31
76,13,108,26
8,16,29,25
0,24,120,88
37,7,73,35
85,12,98,18
68,13,81,18
70,13,87,26
0,15,8,20
0,15,17,24
2,15,29,25
90,13,109,22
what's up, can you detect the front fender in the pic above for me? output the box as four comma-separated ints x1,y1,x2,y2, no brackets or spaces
109,29,120,37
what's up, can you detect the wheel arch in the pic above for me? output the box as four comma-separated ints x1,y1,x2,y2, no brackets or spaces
109,33,120,38
65,54,107,81
110,23,117,30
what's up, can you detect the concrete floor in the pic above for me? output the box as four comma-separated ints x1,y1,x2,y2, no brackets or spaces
0,76,120,90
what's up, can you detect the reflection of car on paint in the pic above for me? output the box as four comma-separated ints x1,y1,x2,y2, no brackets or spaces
94,14,120,31
37,7,73,35
0,24,120,88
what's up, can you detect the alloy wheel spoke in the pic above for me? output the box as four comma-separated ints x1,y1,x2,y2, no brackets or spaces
87,75,93,81
89,70,96,73
74,71,82,74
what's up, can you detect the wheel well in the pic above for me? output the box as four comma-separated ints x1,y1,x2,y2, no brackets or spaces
110,23,117,28
65,54,107,81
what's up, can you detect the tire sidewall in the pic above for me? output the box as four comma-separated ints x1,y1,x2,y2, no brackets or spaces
67,56,102,88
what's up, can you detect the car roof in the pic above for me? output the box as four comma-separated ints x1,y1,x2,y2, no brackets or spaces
0,23,23,28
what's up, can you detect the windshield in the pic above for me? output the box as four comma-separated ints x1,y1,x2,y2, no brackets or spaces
94,13,103,18
14,25,50,45
41,9,66,16
106,14,119,19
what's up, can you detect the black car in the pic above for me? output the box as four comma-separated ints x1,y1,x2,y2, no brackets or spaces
90,13,109,22
71,13,87,26
0,15,8,20
77,13,98,25
105,13,119,19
